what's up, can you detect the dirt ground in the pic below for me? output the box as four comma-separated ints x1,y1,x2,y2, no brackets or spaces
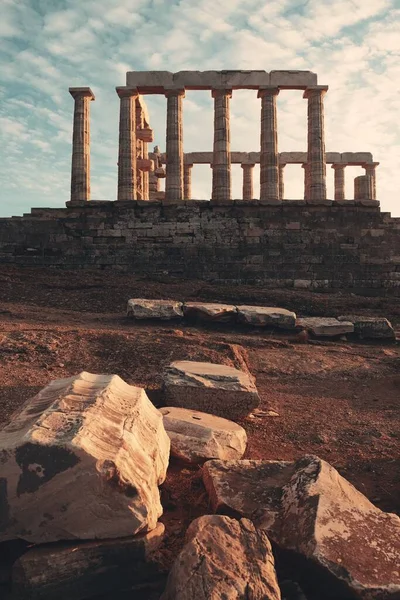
0,265,399,592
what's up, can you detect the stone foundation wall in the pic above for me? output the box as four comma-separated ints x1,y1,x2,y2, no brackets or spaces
0,200,399,295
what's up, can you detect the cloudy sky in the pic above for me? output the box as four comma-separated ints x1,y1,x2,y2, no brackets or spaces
0,0,399,217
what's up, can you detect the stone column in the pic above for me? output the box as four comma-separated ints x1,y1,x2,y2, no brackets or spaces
354,175,373,200
69,87,95,203
211,89,232,202
303,86,328,200
116,87,138,201
165,88,185,202
258,86,280,202
363,162,379,200
331,164,346,201
302,163,310,200
184,163,193,199
241,164,254,200
278,163,286,200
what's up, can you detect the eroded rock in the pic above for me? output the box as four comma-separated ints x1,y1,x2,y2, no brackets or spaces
237,306,296,328
160,407,247,463
127,298,183,320
163,360,260,420
297,317,354,337
338,315,396,340
182,302,237,323
0,372,170,543
161,515,281,600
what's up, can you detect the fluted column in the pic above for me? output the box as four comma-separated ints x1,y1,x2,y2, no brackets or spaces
241,164,254,200
184,163,193,199
115,87,138,201
363,162,379,200
304,86,328,200
302,163,310,200
331,164,346,201
258,86,280,202
354,175,373,200
211,89,232,202
69,87,95,203
165,88,185,202
278,163,286,200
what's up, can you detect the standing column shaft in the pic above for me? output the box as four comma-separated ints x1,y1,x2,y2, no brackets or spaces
69,87,95,203
363,163,378,200
304,86,328,200
136,101,144,200
278,163,286,200
211,89,232,202
165,89,185,202
332,164,346,201
116,87,138,201
184,164,193,199
302,163,310,200
241,164,254,200
354,175,373,200
258,86,280,202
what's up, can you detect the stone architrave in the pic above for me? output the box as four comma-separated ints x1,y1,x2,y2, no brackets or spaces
241,163,255,200
211,89,232,202
165,89,185,202
304,86,328,200
0,372,170,544
331,163,345,201
354,175,373,200
363,162,379,200
183,163,193,199
160,515,281,600
116,87,138,201
69,88,95,203
278,163,285,200
258,87,280,202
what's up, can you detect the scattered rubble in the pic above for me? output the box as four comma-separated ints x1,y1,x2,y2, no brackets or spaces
182,301,237,322
296,317,354,337
338,315,396,340
127,298,183,320
237,306,297,328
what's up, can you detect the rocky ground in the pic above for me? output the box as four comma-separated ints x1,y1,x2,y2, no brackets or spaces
0,266,399,598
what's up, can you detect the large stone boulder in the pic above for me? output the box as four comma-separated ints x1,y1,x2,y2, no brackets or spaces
160,407,247,464
182,301,237,323
338,315,396,340
161,515,281,600
163,361,260,420
127,298,183,320
297,317,354,337
237,306,296,328
0,372,170,543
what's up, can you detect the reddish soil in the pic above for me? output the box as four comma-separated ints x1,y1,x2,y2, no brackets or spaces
0,266,399,594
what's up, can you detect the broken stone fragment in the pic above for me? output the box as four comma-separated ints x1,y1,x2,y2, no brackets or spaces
237,306,296,328
338,315,396,340
0,372,170,543
296,317,354,337
163,360,260,420
160,407,247,463
12,522,165,600
182,301,237,323
127,298,183,320
160,515,281,600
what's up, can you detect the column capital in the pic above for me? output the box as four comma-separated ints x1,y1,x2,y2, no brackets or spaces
241,163,255,169
303,85,328,99
184,162,194,169
278,161,287,168
116,86,139,98
69,87,95,100
257,86,279,98
331,163,346,169
362,161,380,168
164,87,185,98
211,88,232,99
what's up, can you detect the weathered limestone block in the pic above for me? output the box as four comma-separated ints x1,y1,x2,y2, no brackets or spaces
182,301,237,323
297,317,354,337
270,70,317,88
237,306,296,328
12,523,165,600
160,407,247,464
0,372,170,543
127,298,183,320
163,361,260,420
161,515,281,600
338,315,395,340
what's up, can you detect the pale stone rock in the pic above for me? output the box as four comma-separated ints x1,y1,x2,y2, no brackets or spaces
127,298,183,320
163,360,260,420
338,315,395,340
161,515,281,600
0,372,170,543
182,301,237,322
237,306,296,328
297,317,354,337
160,407,247,464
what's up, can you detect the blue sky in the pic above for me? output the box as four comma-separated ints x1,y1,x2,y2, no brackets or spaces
0,0,399,217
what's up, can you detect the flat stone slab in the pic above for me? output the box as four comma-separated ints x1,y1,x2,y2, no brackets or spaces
160,407,247,464
182,302,237,323
338,315,396,340
237,306,296,328
297,317,354,337
127,299,183,320
163,361,260,420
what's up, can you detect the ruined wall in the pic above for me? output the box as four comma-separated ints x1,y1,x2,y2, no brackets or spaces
0,200,399,295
